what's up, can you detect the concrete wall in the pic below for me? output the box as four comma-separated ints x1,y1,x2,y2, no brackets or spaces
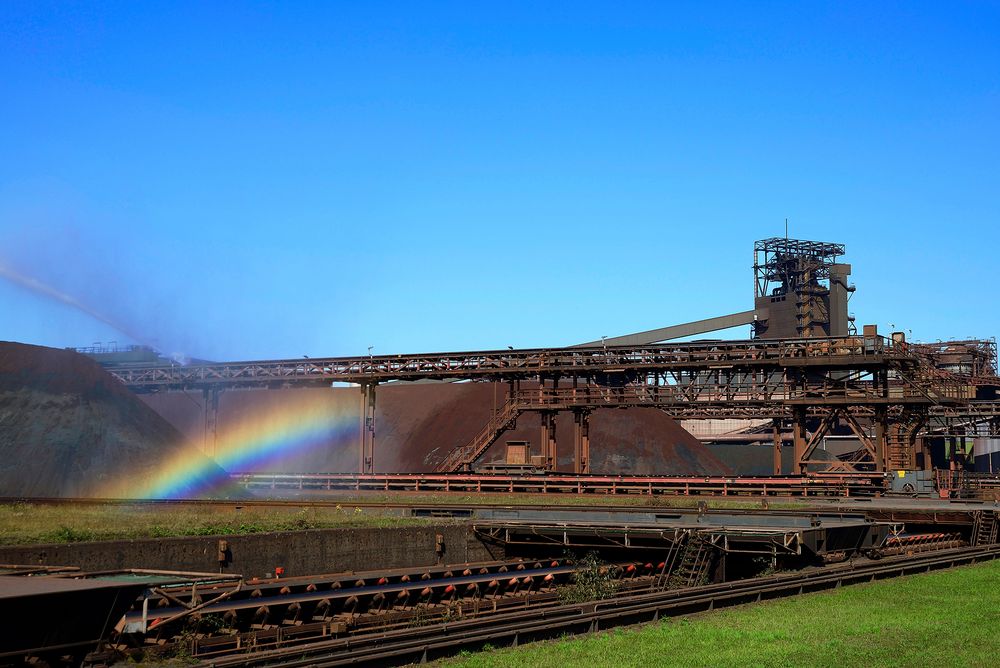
0,525,499,579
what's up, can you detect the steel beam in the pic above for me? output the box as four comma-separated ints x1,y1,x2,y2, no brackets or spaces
200,388,220,457
110,336,919,391
573,410,591,475
874,408,887,472
772,419,782,475
792,407,808,474
359,383,376,475
574,310,758,348
540,412,556,471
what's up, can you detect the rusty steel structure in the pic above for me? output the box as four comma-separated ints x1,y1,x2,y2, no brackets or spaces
163,545,1000,668
101,237,1000,481
110,333,997,476
752,237,855,339
912,339,998,382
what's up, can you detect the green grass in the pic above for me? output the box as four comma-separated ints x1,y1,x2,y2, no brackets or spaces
442,559,1000,668
0,493,804,544
0,503,437,545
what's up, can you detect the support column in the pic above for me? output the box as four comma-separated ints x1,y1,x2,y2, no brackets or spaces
772,418,782,475
359,382,377,474
540,412,557,471
793,407,808,475
920,436,933,472
202,388,211,456
202,387,220,458
874,407,887,472
573,410,591,474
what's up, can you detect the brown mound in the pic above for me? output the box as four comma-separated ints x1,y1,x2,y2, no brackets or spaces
705,443,841,476
0,342,230,497
0,341,134,396
142,382,730,475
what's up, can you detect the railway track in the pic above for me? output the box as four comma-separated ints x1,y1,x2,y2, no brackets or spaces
0,494,845,515
109,556,660,662
119,559,583,637
196,544,1000,667
116,531,974,660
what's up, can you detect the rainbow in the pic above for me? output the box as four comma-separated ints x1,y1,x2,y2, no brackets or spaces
108,393,357,499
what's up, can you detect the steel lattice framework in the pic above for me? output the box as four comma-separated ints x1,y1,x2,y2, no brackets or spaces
106,334,1000,476
111,336,927,389
753,237,845,299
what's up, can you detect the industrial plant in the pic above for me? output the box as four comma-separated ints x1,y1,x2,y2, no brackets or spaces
1,237,998,666
89,236,1000,487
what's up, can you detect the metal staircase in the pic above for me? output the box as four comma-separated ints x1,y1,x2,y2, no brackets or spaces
885,428,912,471
435,398,524,473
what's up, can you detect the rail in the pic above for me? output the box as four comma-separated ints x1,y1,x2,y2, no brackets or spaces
201,544,1000,667
935,470,1000,495
230,472,884,497
928,402,1000,436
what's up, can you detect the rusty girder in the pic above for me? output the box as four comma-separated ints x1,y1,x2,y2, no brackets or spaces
110,336,917,392
107,334,995,476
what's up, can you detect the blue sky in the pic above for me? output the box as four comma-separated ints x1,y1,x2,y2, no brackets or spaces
1,2,998,360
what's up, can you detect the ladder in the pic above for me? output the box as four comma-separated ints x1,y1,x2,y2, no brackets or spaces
974,511,998,546
668,535,713,588
653,540,685,589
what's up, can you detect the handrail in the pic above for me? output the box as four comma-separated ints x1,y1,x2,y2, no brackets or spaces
435,398,523,473
111,335,913,390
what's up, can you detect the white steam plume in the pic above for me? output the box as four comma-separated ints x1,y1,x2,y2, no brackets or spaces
0,260,149,345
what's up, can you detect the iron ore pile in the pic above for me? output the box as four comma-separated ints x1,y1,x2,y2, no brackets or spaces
0,342,728,498
0,341,227,497
144,381,729,475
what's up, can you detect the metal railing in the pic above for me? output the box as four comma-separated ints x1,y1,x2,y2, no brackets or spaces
109,335,912,391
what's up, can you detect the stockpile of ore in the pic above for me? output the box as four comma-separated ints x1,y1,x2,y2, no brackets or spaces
0,339,730,498
144,382,730,475
0,342,228,497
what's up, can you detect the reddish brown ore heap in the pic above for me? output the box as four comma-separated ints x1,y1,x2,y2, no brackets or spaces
0,342,228,497
143,382,730,475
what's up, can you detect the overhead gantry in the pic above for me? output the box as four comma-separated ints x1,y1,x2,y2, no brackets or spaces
102,237,1000,477
110,332,993,476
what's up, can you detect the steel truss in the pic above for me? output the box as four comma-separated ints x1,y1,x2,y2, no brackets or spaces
111,336,916,390
107,335,999,476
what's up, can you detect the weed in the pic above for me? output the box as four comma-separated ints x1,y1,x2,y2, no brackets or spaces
557,551,620,604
